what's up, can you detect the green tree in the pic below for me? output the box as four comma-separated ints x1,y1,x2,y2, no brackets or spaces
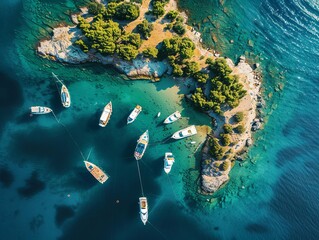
88,2,106,15
209,138,224,160
172,22,186,35
75,39,89,52
235,124,245,134
166,10,178,20
117,44,138,61
142,47,158,59
194,71,209,83
221,160,230,171
183,61,199,77
114,3,140,20
220,133,231,146
234,112,244,122
152,2,165,17
137,20,154,39
223,124,233,134
172,63,183,77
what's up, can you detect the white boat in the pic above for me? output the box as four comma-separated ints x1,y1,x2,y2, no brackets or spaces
127,105,142,124
30,106,52,115
84,160,109,184
157,112,161,117
164,111,181,124
99,102,112,127
139,197,148,225
164,152,175,174
52,72,71,108
171,125,197,139
134,130,149,160
61,85,71,108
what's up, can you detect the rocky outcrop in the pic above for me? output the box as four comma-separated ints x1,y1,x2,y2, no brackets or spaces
37,26,169,79
201,174,229,193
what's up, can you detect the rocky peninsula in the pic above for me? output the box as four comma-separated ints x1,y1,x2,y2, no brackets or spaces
37,0,263,194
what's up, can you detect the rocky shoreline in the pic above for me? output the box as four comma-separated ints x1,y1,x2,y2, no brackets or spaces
36,0,263,194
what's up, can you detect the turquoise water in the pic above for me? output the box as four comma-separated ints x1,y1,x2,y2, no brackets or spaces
1,0,319,239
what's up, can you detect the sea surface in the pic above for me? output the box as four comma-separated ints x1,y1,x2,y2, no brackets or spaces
0,0,318,239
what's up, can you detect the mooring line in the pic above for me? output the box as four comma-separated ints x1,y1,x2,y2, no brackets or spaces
136,160,145,197
147,221,168,240
51,110,85,161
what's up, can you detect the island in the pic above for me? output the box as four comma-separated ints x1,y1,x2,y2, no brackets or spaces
37,0,264,194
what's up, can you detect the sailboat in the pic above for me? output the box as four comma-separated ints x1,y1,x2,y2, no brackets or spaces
164,111,181,124
84,161,109,184
171,125,197,139
127,105,142,124
30,106,52,115
139,197,148,225
99,101,112,127
52,72,71,108
134,130,149,160
164,152,175,174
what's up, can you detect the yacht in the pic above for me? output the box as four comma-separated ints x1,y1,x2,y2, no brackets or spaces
30,106,52,115
171,125,197,139
99,102,112,127
164,111,181,124
139,197,148,225
134,130,149,160
84,161,109,184
164,152,175,174
127,105,142,124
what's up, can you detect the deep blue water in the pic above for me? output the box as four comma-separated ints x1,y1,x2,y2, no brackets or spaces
1,0,319,239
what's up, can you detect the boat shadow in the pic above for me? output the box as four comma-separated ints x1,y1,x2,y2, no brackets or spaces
115,115,128,128
85,110,103,131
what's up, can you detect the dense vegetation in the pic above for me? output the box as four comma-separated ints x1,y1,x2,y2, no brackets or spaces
223,124,233,134
136,20,154,39
209,138,224,160
142,47,158,59
191,58,246,114
151,0,169,18
76,15,140,60
88,1,140,21
166,10,178,20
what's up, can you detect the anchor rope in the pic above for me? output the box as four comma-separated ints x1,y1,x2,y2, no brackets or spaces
136,160,145,197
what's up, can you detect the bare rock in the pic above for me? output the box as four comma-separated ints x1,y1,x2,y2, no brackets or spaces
201,174,229,193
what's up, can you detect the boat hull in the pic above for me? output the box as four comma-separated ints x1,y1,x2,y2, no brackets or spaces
164,152,174,174
61,85,71,108
164,111,181,124
134,130,149,160
99,102,112,127
139,197,148,225
84,161,108,184
127,105,142,124
172,125,197,139
30,106,52,115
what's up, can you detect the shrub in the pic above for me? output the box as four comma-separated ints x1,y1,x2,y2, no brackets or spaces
209,138,225,160
234,112,244,122
175,15,184,23
137,20,154,39
142,47,158,59
117,44,138,61
88,2,106,15
75,39,89,52
194,72,209,83
183,61,199,77
166,10,178,20
236,124,245,134
172,22,186,35
114,3,140,20
172,64,183,77
221,160,231,171
220,133,231,146
223,124,233,134
152,2,165,17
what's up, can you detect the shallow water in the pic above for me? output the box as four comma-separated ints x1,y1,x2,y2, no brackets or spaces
1,0,319,239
